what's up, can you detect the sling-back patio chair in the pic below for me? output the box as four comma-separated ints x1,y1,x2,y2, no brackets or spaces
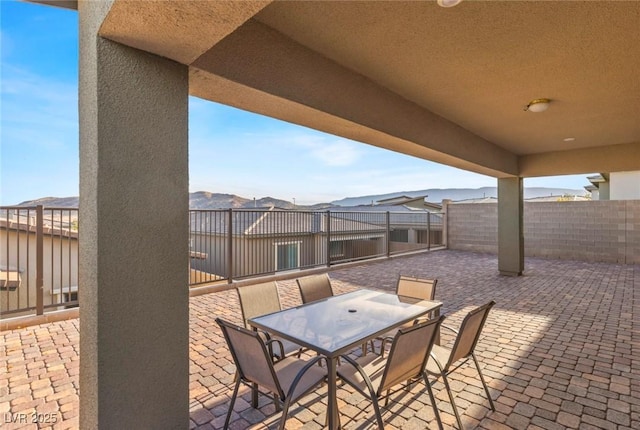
236,281,305,360
337,317,445,430
296,273,334,304
377,275,438,357
297,273,375,356
426,300,496,429
216,318,327,430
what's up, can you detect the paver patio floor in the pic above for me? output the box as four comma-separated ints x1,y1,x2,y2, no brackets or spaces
2,250,638,429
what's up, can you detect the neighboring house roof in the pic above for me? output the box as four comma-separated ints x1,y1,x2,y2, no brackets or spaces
525,195,590,202
586,173,608,187
328,206,443,227
450,197,498,204
451,195,590,203
0,218,78,239
190,208,385,236
376,195,422,204
373,195,442,212
329,205,425,213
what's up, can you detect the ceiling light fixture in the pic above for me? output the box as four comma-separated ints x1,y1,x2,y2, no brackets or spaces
437,0,463,7
524,98,551,113
563,137,575,142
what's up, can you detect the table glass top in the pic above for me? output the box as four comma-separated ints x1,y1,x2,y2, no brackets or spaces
249,289,441,356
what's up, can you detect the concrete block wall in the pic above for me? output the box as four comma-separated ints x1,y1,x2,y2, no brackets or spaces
447,203,498,254
447,201,640,264
627,201,640,264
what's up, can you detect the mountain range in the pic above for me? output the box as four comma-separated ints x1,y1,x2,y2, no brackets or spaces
15,187,586,209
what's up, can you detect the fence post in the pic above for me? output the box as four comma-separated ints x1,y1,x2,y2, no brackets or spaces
326,210,331,267
386,212,390,258
427,213,431,250
227,209,233,284
36,205,44,315
441,200,451,249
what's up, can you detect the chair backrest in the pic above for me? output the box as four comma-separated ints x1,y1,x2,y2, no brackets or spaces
296,273,333,304
446,300,496,369
216,318,284,398
237,281,282,329
396,275,437,301
378,316,444,394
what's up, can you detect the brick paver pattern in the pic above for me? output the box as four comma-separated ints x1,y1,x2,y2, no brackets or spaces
1,250,638,429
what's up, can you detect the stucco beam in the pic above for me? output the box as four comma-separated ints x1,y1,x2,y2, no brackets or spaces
191,19,518,177
98,0,272,65
519,141,640,177
190,70,511,178
25,0,77,10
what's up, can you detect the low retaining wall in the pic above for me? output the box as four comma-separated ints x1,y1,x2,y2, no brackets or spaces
447,200,640,264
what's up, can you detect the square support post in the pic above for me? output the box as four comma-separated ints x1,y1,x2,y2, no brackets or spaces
498,177,524,276
79,2,189,428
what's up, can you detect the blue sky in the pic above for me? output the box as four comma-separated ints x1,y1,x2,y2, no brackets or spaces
1,1,590,206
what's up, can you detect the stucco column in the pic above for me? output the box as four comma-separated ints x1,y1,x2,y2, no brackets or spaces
79,1,189,428
498,177,524,276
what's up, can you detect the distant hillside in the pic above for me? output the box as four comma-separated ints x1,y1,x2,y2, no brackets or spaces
330,187,586,206
187,192,334,209
16,193,332,210
15,187,586,209
15,196,80,208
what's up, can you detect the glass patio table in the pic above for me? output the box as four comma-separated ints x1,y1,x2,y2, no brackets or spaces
249,288,442,429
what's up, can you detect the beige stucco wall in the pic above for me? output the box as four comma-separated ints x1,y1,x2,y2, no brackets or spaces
610,171,640,200
1,229,78,316
447,201,640,264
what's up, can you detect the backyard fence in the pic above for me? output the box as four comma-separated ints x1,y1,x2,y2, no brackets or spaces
1,206,79,318
1,206,443,318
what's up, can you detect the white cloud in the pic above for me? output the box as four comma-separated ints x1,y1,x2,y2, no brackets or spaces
306,139,361,167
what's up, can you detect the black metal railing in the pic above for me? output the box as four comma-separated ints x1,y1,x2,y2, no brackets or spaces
1,206,443,318
1,206,79,317
189,209,444,285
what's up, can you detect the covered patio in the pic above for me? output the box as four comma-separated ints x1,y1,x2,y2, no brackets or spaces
15,1,640,427
2,250,638,429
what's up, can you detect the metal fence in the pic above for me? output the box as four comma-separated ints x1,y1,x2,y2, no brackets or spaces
1,206,79,318
189,209,444,285
1,206,443,318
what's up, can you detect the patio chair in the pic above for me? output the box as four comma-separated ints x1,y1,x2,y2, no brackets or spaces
236,281,304,360
296,273,333,304
216,318,327,430
377,275,438,357
337,317,445,430
297,273,375,356
426,300,496,429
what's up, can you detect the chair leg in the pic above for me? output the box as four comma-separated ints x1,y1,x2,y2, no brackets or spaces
278,395,292,430
251,382,259,408
441,372,464,430
371,396,385,429
224,377,241,430
273,392,282,412
421,373,443,430
380,339,387,358
472,353,495,411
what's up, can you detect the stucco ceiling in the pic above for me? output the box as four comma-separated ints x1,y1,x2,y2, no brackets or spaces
95,0,640,179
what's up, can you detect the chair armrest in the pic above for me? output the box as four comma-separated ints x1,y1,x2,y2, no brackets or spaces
285,356,328,399
440,324,459,335
265,338,285,362
412,316,430,325
257,328,272,340
337,354,380,399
